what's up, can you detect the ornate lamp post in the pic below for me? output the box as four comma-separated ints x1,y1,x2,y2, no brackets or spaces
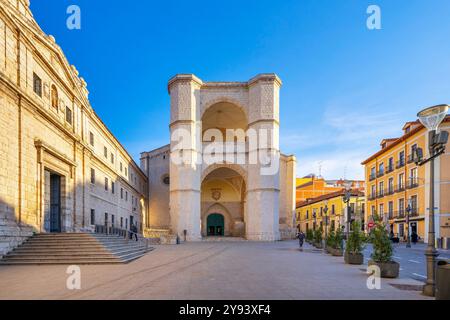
343,182,352,240
406,200,412,248
323,200,329,251
414,104,449,297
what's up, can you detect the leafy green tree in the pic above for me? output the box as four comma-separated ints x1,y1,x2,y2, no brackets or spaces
334,228,344,250
346,221,367,254
370,215,393,263
326,230,336,248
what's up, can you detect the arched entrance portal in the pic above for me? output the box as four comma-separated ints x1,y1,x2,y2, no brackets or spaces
207,214,225,236
201,166,246,238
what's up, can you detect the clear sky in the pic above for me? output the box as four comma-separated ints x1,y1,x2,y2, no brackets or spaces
30,0,450,180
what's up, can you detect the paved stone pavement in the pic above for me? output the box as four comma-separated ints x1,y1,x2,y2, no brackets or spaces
0,240,431,300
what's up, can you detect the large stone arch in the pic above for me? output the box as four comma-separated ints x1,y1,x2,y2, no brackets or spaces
201,163,247,186
200,96,249,123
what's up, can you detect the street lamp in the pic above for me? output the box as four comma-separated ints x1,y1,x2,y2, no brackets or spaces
343,182,352,240
406,200,412,248
323,200,329,251
414,104,449,297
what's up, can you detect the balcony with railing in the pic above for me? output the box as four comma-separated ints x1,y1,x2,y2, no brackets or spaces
407,154,415,164
396,159,405,169
369,173,376,181
377,190,385,198
387,187,395,196
395,184,405,193
377,170,385,178
406,179,419,189
368,193,377,201
386,164,394,174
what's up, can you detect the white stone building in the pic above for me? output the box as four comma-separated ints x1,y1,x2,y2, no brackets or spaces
141,74,297,241
0,0,148,256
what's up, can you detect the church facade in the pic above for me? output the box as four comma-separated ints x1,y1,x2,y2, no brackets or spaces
141,74,297,241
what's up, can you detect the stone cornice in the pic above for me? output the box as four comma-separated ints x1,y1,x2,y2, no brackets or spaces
167,74,203,93
248,73,283,87
167,73,283,94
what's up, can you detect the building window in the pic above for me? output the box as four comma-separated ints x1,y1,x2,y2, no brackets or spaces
111,214,115,227
89,132,94,146
121,188,123,199
120,162,123,172
331,204,335,215
388,157,394,171
33,73,42,97
125,168,128,177
90,209,95,225
90,168,95,184
388,177,394,194
379,204,384,218
399,173,405,189
162,175,170,185
388,202,393,218
125,218,128,230
104,212,108,227
399,198,405,215
111,153,114,164
105,177,109,191
125,191,128,201
112,181,115,194
378,163,384,175
104,146,108,158
51,84,58,109
65,106,72,124
120,217,123,228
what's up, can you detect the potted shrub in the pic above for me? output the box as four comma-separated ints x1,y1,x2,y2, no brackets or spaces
306,229,314,244
325,230,336,254
345,221,366,265
313,228,323,249
331,228,344,256
368,216,400,278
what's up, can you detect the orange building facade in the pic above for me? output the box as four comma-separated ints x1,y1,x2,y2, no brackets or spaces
362,117,450,248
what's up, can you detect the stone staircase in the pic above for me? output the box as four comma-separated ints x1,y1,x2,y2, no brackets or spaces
0,233,154,265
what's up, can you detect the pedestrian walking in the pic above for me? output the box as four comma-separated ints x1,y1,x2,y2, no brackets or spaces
298,231,305,249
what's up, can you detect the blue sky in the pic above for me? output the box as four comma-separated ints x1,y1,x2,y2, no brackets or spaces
31,0,450,180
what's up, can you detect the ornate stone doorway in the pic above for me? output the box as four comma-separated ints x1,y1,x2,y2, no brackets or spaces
207,214,225,236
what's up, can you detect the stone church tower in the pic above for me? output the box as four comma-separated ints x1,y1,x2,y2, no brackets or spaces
141,74,297,241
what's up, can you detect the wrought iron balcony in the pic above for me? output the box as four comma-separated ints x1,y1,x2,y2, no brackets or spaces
369,174,376,181
386,165,394,173
377,171,385,178
396,160,405,169
406,179,419,189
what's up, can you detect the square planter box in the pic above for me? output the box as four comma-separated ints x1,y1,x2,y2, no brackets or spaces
368,260,400,278
344,252,364,265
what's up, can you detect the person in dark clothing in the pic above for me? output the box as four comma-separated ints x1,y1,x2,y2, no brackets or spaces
411,231,418,244
298,231,305,249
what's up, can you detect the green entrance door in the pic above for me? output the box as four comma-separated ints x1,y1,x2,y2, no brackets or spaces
207,214,224,236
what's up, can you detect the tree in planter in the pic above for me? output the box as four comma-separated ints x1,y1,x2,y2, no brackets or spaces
326,230,336,253
334,228,344,250
306,229,314,243
370,218,393,263
313,228,323,248
368,215,399,278
345,221,366,264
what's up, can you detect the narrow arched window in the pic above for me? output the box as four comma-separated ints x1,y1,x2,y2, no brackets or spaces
51,85,58,109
